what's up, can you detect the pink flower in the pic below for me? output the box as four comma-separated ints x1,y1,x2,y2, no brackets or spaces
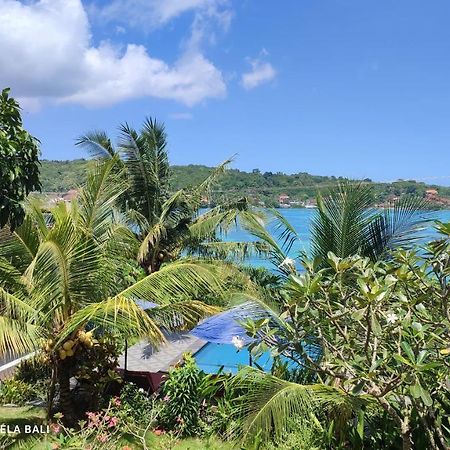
108,416,119,428
163,395,170,402
112,397,121,407
97,434,108,443
86,412,100,428
51,444,60,450
49,423,61,433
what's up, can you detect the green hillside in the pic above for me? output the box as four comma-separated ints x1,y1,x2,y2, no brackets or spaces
39,159,450,207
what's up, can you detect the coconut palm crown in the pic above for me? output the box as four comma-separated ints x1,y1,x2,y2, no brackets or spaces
76,118,265,273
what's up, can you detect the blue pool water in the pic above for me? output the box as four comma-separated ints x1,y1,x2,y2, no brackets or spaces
194,343,274,374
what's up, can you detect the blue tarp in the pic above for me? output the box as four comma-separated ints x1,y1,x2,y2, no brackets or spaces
190,302,269,344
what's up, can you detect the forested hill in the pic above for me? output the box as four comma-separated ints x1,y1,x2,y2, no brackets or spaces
39,159,450,207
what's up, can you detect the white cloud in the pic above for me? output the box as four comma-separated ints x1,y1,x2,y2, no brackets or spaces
0,0,226,108
241,52,277,90
92,0,230,31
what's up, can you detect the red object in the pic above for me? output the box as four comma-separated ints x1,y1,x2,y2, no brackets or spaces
116,369,166,394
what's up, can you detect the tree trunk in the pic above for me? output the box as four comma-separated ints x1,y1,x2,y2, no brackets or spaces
401,428,413,450
401,419,413,450
57,361,77,427
375,394,414,450
46,366,57,420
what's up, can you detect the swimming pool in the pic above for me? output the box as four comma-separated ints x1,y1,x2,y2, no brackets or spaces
194,343,275,374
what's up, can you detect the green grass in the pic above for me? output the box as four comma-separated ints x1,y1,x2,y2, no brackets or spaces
0,406,45,424
0,406,46,449
0,407,233,449
7,433,234,450
147,434,234,449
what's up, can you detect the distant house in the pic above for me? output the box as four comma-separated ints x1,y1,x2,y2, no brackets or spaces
425,189,439,201
62,189,79,202
279,194,290,204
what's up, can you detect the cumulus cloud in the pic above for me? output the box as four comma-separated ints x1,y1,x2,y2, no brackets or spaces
0,0,226,108
241,51,277,90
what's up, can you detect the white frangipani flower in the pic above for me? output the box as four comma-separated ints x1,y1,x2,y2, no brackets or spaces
386,313,398,324
279,257,296,269
231,335,244,350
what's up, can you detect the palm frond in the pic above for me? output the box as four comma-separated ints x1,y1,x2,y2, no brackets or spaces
311,182,432,263
240,211,290,271
189,210,237,240
366,195,431,259
189,198,256,239
269,209,300,255
192,157,233,197
75,131,117,158
190,241,270,261
57,296,165,347
311,182,374,261
137,190,193,263
229,367,369,444
76,157,128,241
0,287,42,357
118,119,170,222
146,300,220,331
0,316,42,358
117,260,224,306
0,206,45,271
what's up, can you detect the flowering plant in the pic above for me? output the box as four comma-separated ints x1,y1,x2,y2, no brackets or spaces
244,235,450,449
45,395,156,449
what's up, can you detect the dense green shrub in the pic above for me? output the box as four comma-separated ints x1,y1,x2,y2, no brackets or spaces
119,382,155,423
0,88,41,230
14,353,52,384
240,227,450,449
160,353,202,436
0,379,36,405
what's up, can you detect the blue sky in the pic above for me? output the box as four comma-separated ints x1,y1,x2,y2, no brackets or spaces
2,0,450,184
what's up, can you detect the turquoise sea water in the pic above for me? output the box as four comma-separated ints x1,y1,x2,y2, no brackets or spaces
222,209,450,268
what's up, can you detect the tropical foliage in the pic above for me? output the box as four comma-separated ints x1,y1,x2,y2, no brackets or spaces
160,353,202,436
311,181,430,263
0,157,227,425
235,226,450,449
2,117,449,450
0,88,41,230
76,118,260,273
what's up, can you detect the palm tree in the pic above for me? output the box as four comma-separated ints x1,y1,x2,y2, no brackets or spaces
0,158,228,425
77,118,262,273
311,181,430,264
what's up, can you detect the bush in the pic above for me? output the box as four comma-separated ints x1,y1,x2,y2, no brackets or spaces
0,379,37,405
199,372,238,438
119,382,155,423
160,353,202,436
15,353,52,384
